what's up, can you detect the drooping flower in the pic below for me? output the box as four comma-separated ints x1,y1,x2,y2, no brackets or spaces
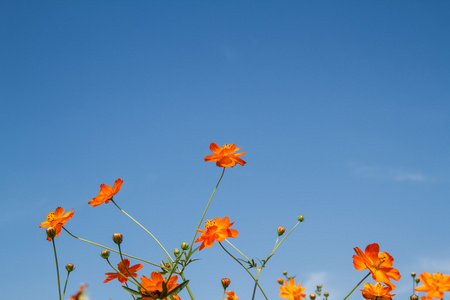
195,216,238,251
353,243,401,289
204,143,246,167
88,178,123,207
140,271,181,300
360,282,395,300
225,291,239,300
279,278,306,300
414,272,450,299
104,258,143,284
40,207,74,241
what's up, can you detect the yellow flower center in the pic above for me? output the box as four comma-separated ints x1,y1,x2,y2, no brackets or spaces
205,220,216,229
46,212,55,222
222,144,232,149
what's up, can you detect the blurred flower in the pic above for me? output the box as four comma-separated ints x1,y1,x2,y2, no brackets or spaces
69,283,88,300
104,258,143,284
204,143,246,167
88,178,123,207
40,207,74,241
353,243,401,289
279,278,306,300
414,272,450,299
140,271,180,300
195,216,238,251
225,291,238,300
360,282,395,300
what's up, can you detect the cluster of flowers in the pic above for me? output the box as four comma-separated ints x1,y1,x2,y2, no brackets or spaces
39,143,450,300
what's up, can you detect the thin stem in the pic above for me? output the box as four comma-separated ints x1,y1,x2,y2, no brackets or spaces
273,221,301,253
62,271,71,300
52,239,62,300
343,272,371,300
125,282,137,300
251,269,262,300
105,258,141,289
117,244,147,291
111,199,173,262
180,273,195,300
63,227,159,267
224,239,251,261
189,168,226,253
219,242,268,300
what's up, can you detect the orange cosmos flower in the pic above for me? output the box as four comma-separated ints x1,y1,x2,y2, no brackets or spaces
414,272,450,299
40,207,74,241
88,178,123,207
204,143,246,167
353,243,401,289
140,271,181,300
195,216,238,251
225,291,239,300
279,278,306,300
360,282,395,300
104,258,143,283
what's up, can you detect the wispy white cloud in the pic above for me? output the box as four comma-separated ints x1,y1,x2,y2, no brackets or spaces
347,161,431,182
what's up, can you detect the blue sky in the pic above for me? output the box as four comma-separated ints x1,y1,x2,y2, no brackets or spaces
1,1,449,299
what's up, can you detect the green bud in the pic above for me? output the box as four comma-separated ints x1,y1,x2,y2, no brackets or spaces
298,215,305,222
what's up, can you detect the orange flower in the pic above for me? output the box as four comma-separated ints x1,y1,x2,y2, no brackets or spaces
88,178,123,207
279,278,306,300
40,207,74,241
69,283,88,300
414,272,450,299
225,291,239,300
195,216,238,251
360,282,395,300
353,243,401,289
104,258,143,283
204,143,246,167
140,271,181,300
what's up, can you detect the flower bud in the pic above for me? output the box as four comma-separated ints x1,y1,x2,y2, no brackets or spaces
298,215,305,222
112,233,123,245
310,294,316,300
46,227,57,239
173,248,180,256
101,250,110,259
317,285,322,289
324,292,329,297
410,295,419,300
221,278,231,289
161,263,170,270
277,278,284,285
65,263,75,272
411,272,416,278
277,226,285,236
415,278,420,284
283,271,287,275
181,242,189,250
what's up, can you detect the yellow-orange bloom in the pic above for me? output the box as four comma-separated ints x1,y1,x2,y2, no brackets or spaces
104,258,143,283
353,243,401,289
88,178,123,207
225,291,239,300
69,283,88,300
204,143,246,167
279,278,306,300
40,207,74,241
414,272,450,299
360,283,395,300
195,216,238,251
140,271,181,300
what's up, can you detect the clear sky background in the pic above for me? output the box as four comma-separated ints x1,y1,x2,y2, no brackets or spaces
1,1,449,300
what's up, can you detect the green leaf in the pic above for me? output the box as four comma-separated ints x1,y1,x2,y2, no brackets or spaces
122,286,143,297
166,280,189,297
161,280,168,297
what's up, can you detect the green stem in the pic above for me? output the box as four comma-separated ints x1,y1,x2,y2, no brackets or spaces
219,242,268,300
180,273,195,300
189,168,225,253
221,290,226,300
105,258,141,290
111,199,173,262
273,221,301,253
343,272,371,300
224,239,251,261
52,239,62,300
62,227,159,267
251,269,262,300
117,244,147,291
62,271,71,300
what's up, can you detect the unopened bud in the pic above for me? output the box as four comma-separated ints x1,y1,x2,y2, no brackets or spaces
298,215,305,222
181,242,189,250
411,272,416,278
277,278,284,285
65,263,75,272
277,227,285,236
283,271,287,275
173,248,180,256
112,233,123,245
221,278,231,289
101,250,110,259
410,295,419,300
415,278,420,284
324,292,329,297
161,263,170,270
46,227,57,239
317,285,322,289
310,294,316,300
